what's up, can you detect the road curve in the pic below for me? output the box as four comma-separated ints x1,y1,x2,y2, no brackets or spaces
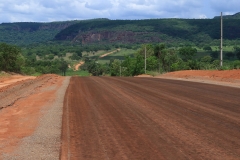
61,77,240,160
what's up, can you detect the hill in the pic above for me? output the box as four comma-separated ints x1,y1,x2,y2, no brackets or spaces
214,12,240,19
55,18,240,46
1,14,240,47
0,21,80,45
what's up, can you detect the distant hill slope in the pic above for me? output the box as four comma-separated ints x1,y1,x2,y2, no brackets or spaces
1,15,240,46
55,18,240,45
214,12,240,19
0,21,80,45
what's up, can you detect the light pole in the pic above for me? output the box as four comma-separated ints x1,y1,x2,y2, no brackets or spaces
220,12,223,67
145,46,146,74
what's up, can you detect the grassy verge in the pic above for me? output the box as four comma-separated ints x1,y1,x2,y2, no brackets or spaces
31,72,42,76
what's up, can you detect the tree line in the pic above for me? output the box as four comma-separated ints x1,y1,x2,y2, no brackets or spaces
81,43,240,76
1,42,240,76
0,43,68,75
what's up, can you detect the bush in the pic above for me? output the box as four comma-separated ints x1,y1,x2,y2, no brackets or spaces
233,60,240,69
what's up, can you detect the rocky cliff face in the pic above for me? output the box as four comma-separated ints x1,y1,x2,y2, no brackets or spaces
72,31,162,44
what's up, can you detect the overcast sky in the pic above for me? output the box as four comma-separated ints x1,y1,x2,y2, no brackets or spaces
0,0,239,23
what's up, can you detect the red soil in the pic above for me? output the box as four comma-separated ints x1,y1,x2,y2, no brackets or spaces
160,69,240,81
61,77,240,159
0,74,64,155
0,75,35,88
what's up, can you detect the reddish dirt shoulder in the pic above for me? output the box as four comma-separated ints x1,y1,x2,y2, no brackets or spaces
0,75,35,88
0,74,64,156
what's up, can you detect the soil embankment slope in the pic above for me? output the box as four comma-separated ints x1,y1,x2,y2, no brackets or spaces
157,70,240,88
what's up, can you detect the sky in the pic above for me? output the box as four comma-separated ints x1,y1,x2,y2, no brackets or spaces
0,0,239,23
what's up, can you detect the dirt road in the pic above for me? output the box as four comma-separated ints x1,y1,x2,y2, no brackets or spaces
99,49,120,58
61,77,240,160
74,61,85,71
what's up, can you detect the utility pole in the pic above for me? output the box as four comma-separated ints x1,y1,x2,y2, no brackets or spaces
220,12,223,67
145,46,146,74
120,60,122,77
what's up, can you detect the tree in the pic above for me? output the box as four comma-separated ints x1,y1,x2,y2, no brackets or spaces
234,47,240,60
154,43,166,73
76,50,82,57
232,60,240,69
137,44,154,57
203,46,212,51
81,59,104,76
200,55,212,63
70,53,81,60
132,54,144,76
200,55,212,70
163,49,179,72
59,60,68,76
0,43,23,72
146,56,158,71
109,59,121,76
210,51,219,59
225,52,235,60
178,46,197,61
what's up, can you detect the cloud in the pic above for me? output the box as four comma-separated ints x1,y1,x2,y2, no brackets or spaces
85,0,113,10
0,0,239,23
210,0,239,14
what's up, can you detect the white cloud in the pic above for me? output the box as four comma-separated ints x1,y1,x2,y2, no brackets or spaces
199,14,207,19
210,0,240,15
85,0,113,10
0,0,239,23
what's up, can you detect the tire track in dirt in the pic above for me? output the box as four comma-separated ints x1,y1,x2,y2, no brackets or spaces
61,77,240,160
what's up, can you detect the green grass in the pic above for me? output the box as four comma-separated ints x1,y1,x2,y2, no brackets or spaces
82,50,106,57
65,69,90,76
0,72,9,77
211,45,237,52
195,51,211,59
31,72,42,76
146,70,161,76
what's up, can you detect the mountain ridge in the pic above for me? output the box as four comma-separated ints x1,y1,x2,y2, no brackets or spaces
1,13,240,46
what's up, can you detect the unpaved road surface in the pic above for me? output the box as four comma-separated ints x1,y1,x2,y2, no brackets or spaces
61,77,240,160
99,49,120,58
74,61,85,71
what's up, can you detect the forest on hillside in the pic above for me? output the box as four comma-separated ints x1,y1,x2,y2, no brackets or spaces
55,19,240,47
1,18,240,47
1,16,240,76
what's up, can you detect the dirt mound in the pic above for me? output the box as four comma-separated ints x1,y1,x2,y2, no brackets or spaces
0,75,35,88
158,70,240,83
163,70,240,79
